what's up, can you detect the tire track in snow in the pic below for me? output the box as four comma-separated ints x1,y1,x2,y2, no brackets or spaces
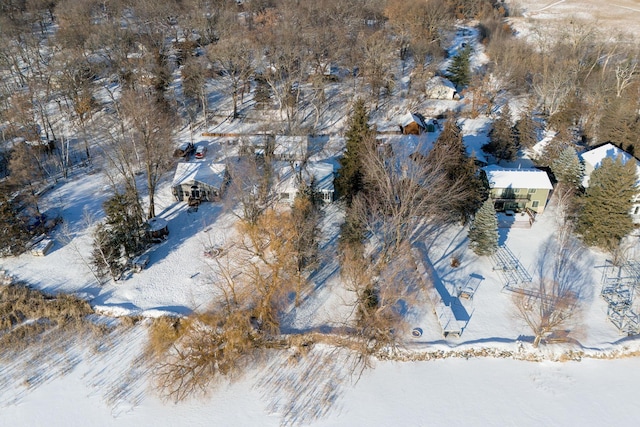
536,0,566,12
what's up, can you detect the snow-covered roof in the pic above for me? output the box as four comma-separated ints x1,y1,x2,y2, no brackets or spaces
425,76,458,99
306,162,334,193
580,143,634,168
579,143,640,187
274,161,334,194
427,76,456,90
241,134,270,147
399,112,427,128
483,165,553,190
171,162,227,188
146,217,168,232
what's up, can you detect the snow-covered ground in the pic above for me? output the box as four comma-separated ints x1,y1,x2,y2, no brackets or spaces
2,8,640,424
3,130,640,425
506,0,640,37
2,336,640,427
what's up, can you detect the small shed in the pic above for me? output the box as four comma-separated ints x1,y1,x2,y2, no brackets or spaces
398,112,434,135
31,238,54,256
146,217,169,240
172,162,228,204
435,302,462,338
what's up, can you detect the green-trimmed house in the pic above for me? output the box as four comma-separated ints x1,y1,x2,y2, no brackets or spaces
482,165,553,214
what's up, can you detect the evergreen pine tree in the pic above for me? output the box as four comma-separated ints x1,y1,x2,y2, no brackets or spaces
427,117,487,223
576,155,637,251
92,191,147,280
292,181,321,272
335,99,375,203
447,45,472,88
537,135,570,168
468,198,499,256
597,98,640,154
483,103,517,162
551,146,583,188
514,111,538,149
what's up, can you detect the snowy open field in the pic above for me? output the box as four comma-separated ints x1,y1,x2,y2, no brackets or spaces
507,0,640,35
3,351,640,427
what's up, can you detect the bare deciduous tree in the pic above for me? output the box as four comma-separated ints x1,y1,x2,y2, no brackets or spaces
513,234,589,348
252,7,310,131
355,136,473,263
119,89,176,218
154,309,261,402
341,242,418,355
338,134,476,353
234,208,305,334
207,33,255,120
8,142,45,214
225,156,272,225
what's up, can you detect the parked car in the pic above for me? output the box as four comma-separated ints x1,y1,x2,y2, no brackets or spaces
173,142,195,158
195,145,207,159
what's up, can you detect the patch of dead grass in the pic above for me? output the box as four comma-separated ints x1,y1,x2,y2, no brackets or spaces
0,283,105,353
145,316,185,359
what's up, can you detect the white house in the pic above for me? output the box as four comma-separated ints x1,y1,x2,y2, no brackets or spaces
425,76,459,100
580,143,640,223
171,162,228,204
273,161,334,204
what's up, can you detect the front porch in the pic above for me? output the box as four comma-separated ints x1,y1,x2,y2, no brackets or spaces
496,208,536,229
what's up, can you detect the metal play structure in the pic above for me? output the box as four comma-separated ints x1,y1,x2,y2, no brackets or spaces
600,261,640,335
491,245,533,291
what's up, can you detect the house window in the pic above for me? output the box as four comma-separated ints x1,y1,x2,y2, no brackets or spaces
528,188,537,194
634,206,640,215
514,188,520,194
532,201,539,208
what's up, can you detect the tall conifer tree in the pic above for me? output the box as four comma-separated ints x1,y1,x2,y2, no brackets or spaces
551,146,583,188
514,111,538,149
483,104,517,162
427,117,487,222
576,155,637,251
447,45,471,88
336,99,375,203
468,198,499,256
